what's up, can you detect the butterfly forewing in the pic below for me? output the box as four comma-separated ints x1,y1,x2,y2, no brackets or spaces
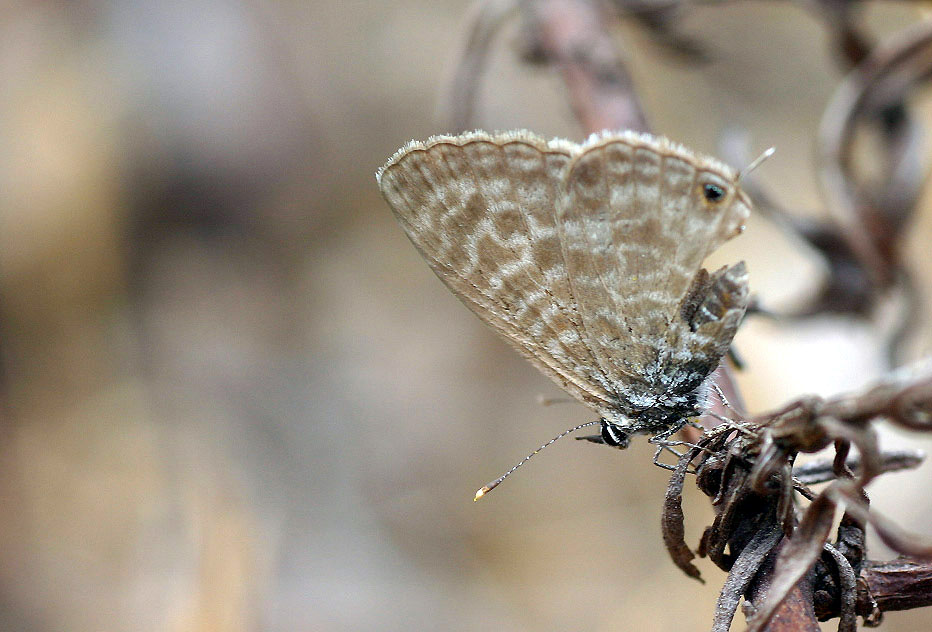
379,132,619,411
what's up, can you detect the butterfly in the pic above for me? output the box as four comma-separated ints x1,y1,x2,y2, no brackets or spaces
377,129,750,458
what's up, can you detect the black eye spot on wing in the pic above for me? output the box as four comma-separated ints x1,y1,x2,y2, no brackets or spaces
702,182,726,203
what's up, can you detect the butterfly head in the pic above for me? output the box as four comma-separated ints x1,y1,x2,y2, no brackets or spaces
694,169,752,243
699,145,773,239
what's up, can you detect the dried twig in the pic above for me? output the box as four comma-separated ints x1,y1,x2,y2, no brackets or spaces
660,360,932,631
519,0,650,133
819,22,932,289
444,0,520,130
719,21,932,364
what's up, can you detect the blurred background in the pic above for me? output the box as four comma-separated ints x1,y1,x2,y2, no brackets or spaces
0,2,930,630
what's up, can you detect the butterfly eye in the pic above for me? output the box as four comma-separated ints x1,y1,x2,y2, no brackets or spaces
702,182,727,203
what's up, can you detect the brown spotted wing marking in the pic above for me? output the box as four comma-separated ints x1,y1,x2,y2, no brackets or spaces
378,129,752,432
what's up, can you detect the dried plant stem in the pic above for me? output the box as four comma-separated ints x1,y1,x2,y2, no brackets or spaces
522,0,650,134
747,544,821,632
861,557,932,614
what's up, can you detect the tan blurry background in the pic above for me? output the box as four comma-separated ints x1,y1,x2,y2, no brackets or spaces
0,2,930,631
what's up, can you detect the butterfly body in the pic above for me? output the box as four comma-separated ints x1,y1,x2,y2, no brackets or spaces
378,129,750,441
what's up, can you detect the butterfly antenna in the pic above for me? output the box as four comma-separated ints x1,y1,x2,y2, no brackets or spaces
474,420,601,501
738,146,775,182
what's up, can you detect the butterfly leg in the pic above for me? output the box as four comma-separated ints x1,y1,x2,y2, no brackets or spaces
709,381,743,420
658,438,706,452
650,441,702,473
647,426,694,470
649,423,708,454
652,444,679,471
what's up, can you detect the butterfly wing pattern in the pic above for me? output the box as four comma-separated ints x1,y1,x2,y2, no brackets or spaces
377,129,750,443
